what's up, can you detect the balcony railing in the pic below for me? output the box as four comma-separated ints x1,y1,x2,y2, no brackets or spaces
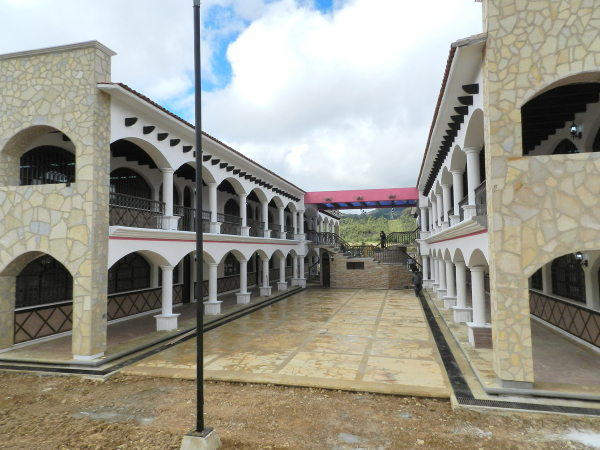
475,181,487,217
109,193,164,229
201,210,211,232
271,229,281,239
218,213,242,235
174,205,195,232
248,219,264,237
285,226,295,240
458,195,468,222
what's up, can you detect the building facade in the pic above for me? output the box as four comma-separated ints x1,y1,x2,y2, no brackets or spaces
0,42,338,361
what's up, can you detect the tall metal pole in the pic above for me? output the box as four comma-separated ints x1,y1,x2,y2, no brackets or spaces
193,0,207,435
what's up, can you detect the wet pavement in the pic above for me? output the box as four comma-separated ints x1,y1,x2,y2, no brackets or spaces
122,288,452,398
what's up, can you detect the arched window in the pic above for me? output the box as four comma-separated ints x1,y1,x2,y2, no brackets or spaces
246,204,253,220
551,254,585,303
184,186,192,207
224,253,240,276
110,168,152,199
286,254,292,267
20,146,75,186
553,139,579,155
16,255,73,308
108,253,151,294
224,199,240,217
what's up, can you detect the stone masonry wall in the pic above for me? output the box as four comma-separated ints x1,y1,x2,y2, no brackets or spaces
0,42,114,357
330,257,413,290
483,0,600,383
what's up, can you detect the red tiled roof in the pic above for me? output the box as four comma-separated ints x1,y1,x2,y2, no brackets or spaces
100,82,306,194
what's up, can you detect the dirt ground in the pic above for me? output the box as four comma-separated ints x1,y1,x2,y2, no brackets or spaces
1,372,600,450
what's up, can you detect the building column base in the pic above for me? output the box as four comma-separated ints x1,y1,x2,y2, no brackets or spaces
449,215,460,227
210,222,222,234
162,216,181,231
263,230,271,238
423,279,432,288
203,301,222,315
432,283,440,293
277,282,288,291
155,314,180,331
452,306,472,323
241,226,250,237
463,205,476,220
260,286,272,296
436,288,447,300
443,296,457,308
291,278,299,286
467,322,492,348
236,293,251,304
73,352,105,361
297,278,306,288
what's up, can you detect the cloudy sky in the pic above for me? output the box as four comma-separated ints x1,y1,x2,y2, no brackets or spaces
0,0,482,192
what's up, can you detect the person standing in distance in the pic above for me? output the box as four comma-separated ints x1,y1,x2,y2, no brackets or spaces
412,269,423,297
380,231,386,249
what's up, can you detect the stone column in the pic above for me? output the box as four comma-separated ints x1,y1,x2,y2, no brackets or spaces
442,184,452,229
277,256,287,290
155,266,179,331
278,206,285,238
297,255,306,288
452,261,472,323
291,255,299,286
239,193,249,236
419,206,429,238
463,147,482,220
421,255,431,287
236,260,251,304
161,169,179,230
467,266,491,348
208,182,221,233
262,201,270,238
204,263,222,315
437,258,447,300
260,258,271,296
451,169,464,225
443,260,457,308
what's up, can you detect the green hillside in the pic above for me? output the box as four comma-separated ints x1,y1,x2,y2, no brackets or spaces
339,208,417,245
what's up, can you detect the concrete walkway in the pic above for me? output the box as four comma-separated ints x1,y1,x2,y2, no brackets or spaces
122,289,452,398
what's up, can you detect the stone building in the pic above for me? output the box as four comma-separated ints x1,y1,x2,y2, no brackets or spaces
0,41,338,361
416,0,600,390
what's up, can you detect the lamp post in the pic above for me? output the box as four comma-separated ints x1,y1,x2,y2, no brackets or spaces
180,1,221,448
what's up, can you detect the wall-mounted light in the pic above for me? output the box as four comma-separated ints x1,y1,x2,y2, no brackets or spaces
356,196,363,200
570,122,582,140
575,251,588,267
330,255,334,262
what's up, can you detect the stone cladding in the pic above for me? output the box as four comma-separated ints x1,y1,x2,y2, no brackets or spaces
482,0,600,383
330,256,413,290
0,42,114,357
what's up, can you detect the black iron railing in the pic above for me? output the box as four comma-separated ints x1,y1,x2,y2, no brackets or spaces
475,181,486,217
530,290,600,349
109,193,164,229
386,228,419,245
202,210,211,232
174,205,196,231
218,213,242,235
201,272,259,296
14,300,73,344
271,229,282,239
458,195,468,222
248,219,264,237
285,226,295,240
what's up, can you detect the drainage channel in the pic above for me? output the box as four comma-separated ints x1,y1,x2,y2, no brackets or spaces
0,287,303,377
418,292,600,417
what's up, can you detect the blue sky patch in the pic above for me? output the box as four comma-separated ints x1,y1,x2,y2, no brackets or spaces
314,0,334,13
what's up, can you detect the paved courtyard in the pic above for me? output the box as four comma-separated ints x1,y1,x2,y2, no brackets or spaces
122,289,452,398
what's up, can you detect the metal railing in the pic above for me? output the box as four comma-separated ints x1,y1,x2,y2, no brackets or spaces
202,210,211,232
248,219,264,237
530,290,600,349
271,229,282,239
109,193,164,229
458,195,468,222
285,226,295,240
307,259,320,282
174,205,195,232
475,180,487,217
218,213,242,235
386,228,419,246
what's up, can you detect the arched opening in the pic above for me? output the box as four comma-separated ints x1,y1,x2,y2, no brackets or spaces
224,199,240,217
20,146,75,186
321,252,331,288
14,254,73,344
110,167,152,198
109,168,161,229
224,252,240,276
551,253,586,303
552,139,579,155
183,186,192,207
108,253,151,294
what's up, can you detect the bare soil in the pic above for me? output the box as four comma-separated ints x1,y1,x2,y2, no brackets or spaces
1,372,599,450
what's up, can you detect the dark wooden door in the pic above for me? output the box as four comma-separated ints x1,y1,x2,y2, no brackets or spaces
322,253,330,288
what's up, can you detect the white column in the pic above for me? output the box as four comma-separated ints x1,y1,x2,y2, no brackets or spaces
452,261,472,323
278,206,285,237
161,169,179,230
262,201,270,238
437,258,447,299
467,266,490,347
464,147,482,219
277,256,287,290
318,219,323,233
293,212,299,234
291,255,299,286
443,260,457,308
436,193,443,231
431,200,437,233
204,262,222,315
442,184,452,228
208,182,220,233
451,169,464,225
155,265,179,331
260,258,272,296
236,260,251,304
431,257,439,291
541,263,552,295
298,210,305,238
239,193,249,236
297,256,306,287
428,206,434,232
422,255,431,286
419,206,429,238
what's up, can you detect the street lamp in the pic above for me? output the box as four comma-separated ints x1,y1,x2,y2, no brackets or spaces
180,1,221,449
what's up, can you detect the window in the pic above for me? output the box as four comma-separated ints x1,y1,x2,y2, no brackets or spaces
551,254,585,303
347,262,365,270
108,253,151,294
110,168,152,199
224,199,240,217
530,268,543,290
16,255,72,308
20,146,75,186
224,253,240,276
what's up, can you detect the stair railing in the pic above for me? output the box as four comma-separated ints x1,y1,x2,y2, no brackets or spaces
307,259,320,283
386,228,419,246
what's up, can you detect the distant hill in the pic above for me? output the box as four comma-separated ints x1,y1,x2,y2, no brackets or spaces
339,208,417,245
